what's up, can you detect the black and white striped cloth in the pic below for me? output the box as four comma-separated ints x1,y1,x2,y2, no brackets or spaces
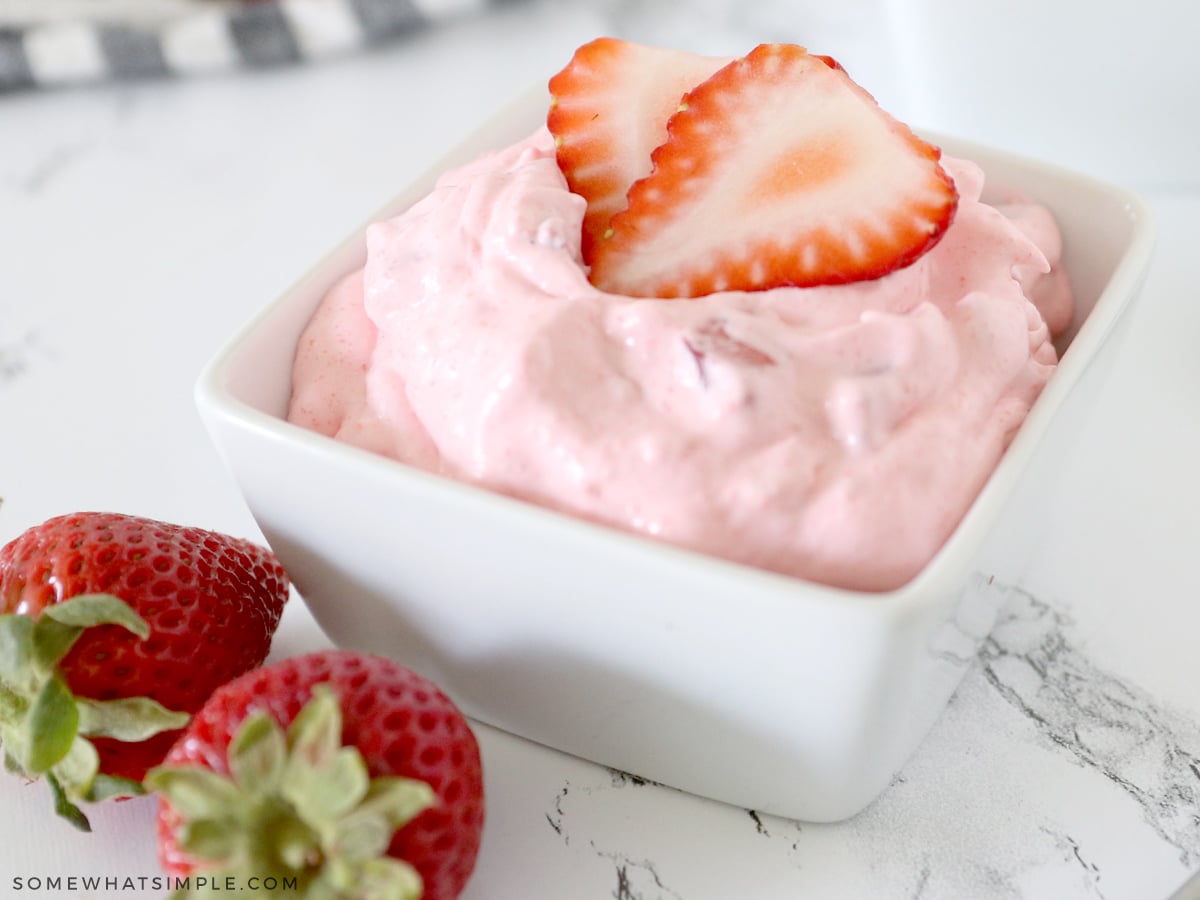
0,0,494,92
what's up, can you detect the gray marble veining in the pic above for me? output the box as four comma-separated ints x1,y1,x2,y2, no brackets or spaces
981,590,1200,867
541,587,1200,899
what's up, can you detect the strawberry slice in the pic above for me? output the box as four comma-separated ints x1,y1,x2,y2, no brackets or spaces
547,37,731,264
588,43,960,299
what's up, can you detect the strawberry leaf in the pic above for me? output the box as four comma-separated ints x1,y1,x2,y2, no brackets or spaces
273,817,323,871
330,776,436,861
144,767,244,820
35,737,104,833
50,735,100,801
76,696,190,742
327,855,423,900
0,593,191,827
87,772,146,802
27,677,79,773
329,811,393,862
0,683,19,720
287,683,341,769
358,777,437,832
30,616,85,675
176,820,239,861
41,593,150,639
282,685,369,824
0,614,35,689
285,746,370,829
227,712,287,794
46,772,92,833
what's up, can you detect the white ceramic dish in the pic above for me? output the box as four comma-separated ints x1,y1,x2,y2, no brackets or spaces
195,85,1154,822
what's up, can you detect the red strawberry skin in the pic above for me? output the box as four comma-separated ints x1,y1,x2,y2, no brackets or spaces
0,512,289,780
156,650,484,900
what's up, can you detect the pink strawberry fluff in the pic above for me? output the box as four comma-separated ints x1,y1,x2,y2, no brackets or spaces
287,129,1073,592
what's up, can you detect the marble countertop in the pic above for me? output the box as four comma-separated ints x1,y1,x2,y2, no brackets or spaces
2,3,1198,898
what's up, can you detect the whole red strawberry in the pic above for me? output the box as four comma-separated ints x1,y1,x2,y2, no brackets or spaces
148,650,484,900
0,511,289,828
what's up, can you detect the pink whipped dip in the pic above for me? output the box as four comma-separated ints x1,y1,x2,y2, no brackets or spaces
287,129,1073,592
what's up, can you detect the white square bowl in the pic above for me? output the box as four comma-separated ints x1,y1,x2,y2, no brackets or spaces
195,85,1155,823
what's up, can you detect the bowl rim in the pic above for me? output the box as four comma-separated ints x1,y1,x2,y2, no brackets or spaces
194,92,1157,622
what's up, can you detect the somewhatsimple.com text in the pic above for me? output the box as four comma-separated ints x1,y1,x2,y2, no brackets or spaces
11,874,299,892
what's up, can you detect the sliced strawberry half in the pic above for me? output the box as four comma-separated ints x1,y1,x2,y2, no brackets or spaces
547,37,731,264
588,43,960,299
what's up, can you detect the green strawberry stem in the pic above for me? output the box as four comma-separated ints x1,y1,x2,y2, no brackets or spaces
146,684,436,900
0,593,191,831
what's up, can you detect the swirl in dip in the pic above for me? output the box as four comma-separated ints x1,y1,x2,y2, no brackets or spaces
287,129,1073,592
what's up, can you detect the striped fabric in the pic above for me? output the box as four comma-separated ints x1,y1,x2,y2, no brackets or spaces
0,0,491,91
